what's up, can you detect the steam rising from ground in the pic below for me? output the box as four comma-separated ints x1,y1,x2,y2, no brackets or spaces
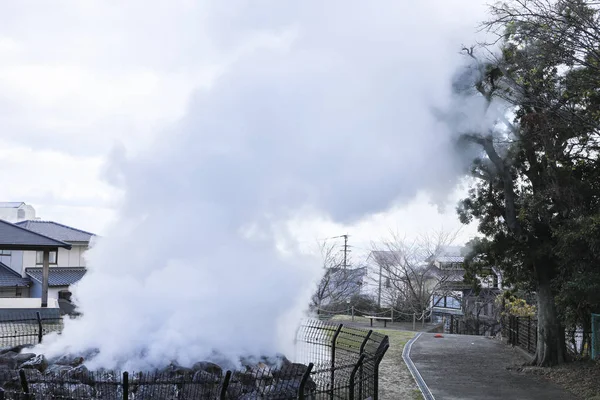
37,1,488,370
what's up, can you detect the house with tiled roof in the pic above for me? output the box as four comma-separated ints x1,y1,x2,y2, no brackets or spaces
428,245,504,335
0,219,94,302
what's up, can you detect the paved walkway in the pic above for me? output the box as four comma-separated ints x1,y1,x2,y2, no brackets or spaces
407,333,574,400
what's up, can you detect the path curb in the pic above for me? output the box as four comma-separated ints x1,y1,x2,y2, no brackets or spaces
402,332,435,400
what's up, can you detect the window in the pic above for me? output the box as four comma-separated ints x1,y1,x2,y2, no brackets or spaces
0,250,11,256
36,251,57,265
492,274,499,288
385,277,391,288
433,295,461,309
441,262,463,270
58,290,72,302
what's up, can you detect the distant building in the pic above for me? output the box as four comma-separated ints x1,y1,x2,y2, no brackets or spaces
0,202,37,223
0,219,94,303
428,245,504,334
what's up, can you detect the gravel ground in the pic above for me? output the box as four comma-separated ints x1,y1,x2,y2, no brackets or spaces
374,329,423,400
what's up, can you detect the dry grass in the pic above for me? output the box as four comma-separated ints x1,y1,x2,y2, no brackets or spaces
374,329,424,400
518,360,600,400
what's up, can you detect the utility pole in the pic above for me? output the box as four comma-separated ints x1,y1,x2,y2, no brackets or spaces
341,234,350,269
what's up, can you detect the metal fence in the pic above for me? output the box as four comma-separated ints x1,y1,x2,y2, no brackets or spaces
0,311,63,348
0,318,389,400
503,316,594,358
439,313,501,337
592,313,600,360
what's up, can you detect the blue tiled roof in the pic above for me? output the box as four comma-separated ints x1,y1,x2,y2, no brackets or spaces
15,221,94,243
0,262,30,287
26,267,87,287
0,220,71,250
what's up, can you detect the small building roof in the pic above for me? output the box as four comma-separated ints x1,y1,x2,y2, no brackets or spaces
0,262,30,287
26,267,87,287
16,220,94,243
0,202,25,208
369,251,403,266
0,220,71,250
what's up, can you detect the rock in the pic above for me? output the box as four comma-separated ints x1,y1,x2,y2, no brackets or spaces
94,383,123,399
192,370,220,384
1,371,21,391
0,352,18,369
13,353,36,364
45,363,73,375
67,383,94,399
54,354,85,367
226,382,245,397
134,384,177,400
272,363,309,380
65,364,95,384
180,384,219,399
239,391,263,399
29,383,70,400
22,368,43,382
0,344,32,355
159,361,193,378
192,361,223,376
19,354,48,373
263,380,300,399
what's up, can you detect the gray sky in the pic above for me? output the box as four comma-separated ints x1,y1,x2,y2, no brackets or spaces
0,0,485,241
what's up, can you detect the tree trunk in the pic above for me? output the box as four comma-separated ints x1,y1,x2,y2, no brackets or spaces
533,266,566,366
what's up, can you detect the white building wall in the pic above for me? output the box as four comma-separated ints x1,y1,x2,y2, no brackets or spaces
0,204,36,223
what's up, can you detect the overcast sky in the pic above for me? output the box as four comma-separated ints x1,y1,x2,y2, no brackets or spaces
0,1,486,253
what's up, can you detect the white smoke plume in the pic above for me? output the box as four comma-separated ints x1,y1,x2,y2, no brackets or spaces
37,1,489,370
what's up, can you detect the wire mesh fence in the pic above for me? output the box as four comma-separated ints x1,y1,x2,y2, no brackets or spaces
0,318,389,400
0,311,63,348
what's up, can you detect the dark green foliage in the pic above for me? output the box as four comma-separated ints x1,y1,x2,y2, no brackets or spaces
453,0,600,365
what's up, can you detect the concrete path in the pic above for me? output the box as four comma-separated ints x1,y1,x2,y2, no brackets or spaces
407,333,574,400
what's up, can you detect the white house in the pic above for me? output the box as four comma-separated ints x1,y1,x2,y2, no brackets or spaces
0,202,37,223
0,220,94,301
429,245,504,323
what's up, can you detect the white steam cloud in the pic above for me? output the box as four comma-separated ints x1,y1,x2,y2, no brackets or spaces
37,1,488,369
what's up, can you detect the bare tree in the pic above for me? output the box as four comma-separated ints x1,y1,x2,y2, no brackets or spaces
311,240,365,310
368,230,461,314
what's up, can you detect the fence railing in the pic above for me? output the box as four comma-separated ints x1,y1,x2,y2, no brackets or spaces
437,313,501,337
0,318,389,400
503,315,595,358
0,311,63,348
591,313,599,360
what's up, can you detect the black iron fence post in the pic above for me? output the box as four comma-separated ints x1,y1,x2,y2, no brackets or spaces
517,316,521,347
122,371,128,400
349,354,365,400
36,312,43,344
220,370,232,400
358,330,373,399
298,362,314,400
373,340,389,400
19,369,29,395
527,316,531,353
329,324,343,400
